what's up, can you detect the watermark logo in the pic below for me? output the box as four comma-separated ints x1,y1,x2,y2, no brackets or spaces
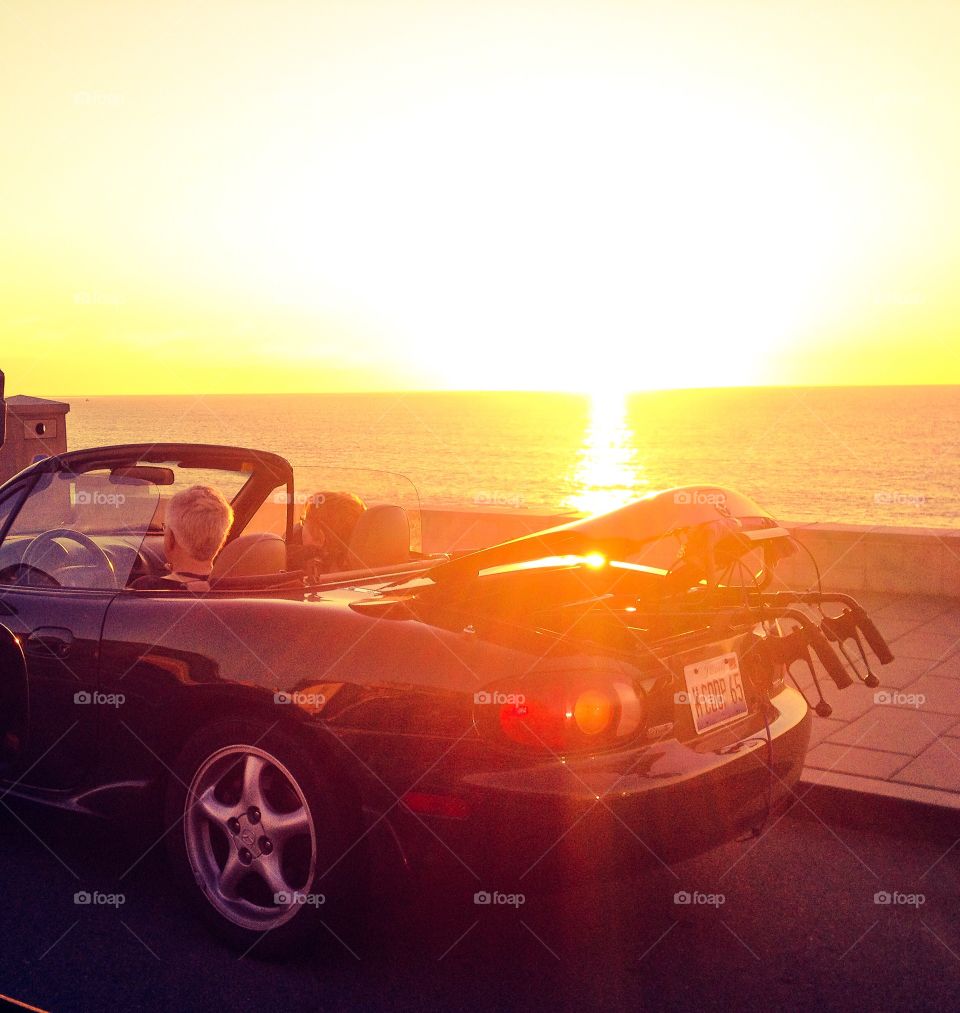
874,890,924,907
74,690,125,708
674,490,727,507
474,890,525,908
72,90,123,107
674,690,725,710
75,489,126,507
273,491,318,506
674,890,726,907
474,690,526,706
273,690,326,708
873,491,927,508
274,891,325,907
74,890,125,907
473,491,525,508
874,690,925,709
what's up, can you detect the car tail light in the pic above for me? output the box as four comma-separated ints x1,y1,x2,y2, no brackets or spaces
478,676,645,753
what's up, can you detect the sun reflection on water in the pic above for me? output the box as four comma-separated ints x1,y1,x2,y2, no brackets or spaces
564,392,647,516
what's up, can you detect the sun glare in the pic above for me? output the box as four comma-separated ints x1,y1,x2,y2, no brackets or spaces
1,1,954,394
224,81,855,394
565,391,647,516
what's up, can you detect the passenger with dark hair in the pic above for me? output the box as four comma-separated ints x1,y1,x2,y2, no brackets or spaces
287,491,366,578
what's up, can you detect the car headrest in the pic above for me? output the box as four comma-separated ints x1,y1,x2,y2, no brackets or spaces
345,505,411,569
212,532,288,580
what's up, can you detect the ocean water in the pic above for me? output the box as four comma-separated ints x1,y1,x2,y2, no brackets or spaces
63,387,960,529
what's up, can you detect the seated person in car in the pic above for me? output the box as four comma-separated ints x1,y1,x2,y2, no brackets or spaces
134,485,233,590
287,491,366,578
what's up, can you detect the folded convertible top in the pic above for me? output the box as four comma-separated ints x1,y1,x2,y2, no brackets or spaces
429,485,788,582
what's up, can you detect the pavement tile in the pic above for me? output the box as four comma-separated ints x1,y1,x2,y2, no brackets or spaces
886,629,960,662
819,683,886,723
873,617,924,641
871,654,940,688
828,707,955,754
849,592,903,613
898,674,960,716
804,742,909,780
925,655,960,680
871,595,953,621
914,609,960,636
794,653,933,691
892,739,960,793
807,717,846,749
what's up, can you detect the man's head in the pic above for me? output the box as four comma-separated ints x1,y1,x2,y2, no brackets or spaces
301,491,366,570
164,485,233,573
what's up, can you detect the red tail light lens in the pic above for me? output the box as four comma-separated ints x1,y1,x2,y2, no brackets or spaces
481,676,645,753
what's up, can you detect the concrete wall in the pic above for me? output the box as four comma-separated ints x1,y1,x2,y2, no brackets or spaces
776,522,960,597
419,506,960,597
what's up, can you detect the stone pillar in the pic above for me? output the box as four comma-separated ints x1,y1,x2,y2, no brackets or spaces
0,395,71,484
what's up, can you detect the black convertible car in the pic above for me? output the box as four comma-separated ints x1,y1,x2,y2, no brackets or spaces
0,443,893,953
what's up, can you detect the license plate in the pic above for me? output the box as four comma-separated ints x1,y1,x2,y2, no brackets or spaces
682,652,748,734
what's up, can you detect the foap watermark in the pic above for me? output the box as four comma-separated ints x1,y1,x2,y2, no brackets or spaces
474,690,526,706
674,490,726,507
274,891,325,907
72,90,123,107
75,489,126,507
473,491,525,508
674,890,726,908
873,491,927,508
674,690,725,710
74,890,125,908
274,690,326,708
273,491,318,506
74,690,125,708
474,890,525,908
874,690,925,709
874,890,924,908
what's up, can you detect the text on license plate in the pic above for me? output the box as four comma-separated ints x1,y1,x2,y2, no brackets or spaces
682,652,748,734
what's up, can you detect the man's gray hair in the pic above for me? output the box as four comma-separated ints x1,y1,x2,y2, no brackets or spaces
166,485,233,562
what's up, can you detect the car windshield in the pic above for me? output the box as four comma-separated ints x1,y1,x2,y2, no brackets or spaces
140,459,257,533
0,470,160,589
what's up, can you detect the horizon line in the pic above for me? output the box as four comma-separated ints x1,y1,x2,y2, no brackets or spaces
38,381,960,399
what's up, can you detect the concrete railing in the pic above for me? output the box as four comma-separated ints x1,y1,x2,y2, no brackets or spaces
776,522,960,597
419,507,960,598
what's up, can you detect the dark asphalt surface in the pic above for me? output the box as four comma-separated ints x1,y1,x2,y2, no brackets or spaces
1,792,959,1012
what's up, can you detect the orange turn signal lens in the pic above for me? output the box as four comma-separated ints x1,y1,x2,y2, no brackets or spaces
573,689,614,736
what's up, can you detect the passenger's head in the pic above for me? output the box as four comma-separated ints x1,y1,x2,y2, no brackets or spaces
301,491,367,570
164,485,233,570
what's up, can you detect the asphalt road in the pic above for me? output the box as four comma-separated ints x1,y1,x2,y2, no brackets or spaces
1,793,959,1012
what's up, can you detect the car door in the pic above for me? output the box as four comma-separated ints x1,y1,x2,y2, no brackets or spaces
0,467,157,789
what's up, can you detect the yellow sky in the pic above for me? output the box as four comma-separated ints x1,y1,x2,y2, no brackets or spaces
2,0,959,395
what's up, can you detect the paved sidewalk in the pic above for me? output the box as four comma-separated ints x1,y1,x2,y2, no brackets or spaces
796,592,960,808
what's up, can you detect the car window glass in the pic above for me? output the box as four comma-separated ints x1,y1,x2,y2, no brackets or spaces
245,484,288,537
0,471,160,590
143,463,253,533
0,481,28,540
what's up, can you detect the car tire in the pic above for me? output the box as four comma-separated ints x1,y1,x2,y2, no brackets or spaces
164,716,363,957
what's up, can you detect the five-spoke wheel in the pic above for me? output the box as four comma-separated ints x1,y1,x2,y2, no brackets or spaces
184,745,317,932
166,718,358,953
